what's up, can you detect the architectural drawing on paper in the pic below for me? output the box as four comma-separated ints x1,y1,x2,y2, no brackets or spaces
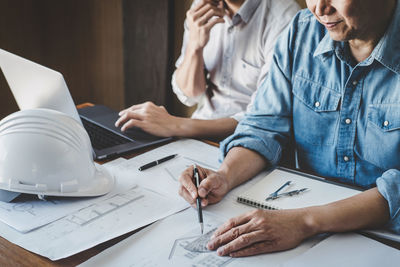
2,197,58,217
184,228,216,253
183,156,218,170
12,203,36,216
66,186,143,226
169,228,234,267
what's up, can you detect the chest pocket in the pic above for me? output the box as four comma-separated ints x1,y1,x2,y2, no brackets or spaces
234,59,260,93
292,75,341,145
364,104,400,169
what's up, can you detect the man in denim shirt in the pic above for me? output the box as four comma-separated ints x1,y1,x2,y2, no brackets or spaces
179,0,400,257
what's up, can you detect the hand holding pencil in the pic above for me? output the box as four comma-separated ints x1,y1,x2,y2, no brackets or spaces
178,165,230,209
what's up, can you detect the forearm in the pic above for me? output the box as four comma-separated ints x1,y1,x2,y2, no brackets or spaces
219,147,268,191
174,117,238,140
175,45,207,98
305,188,390,236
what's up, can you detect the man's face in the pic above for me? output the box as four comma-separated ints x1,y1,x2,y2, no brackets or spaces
306,0,381,41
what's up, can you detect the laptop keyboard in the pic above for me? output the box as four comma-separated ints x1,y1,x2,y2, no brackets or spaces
82,119,130,150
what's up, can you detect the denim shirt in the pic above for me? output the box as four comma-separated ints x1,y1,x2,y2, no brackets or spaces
221,5,400,232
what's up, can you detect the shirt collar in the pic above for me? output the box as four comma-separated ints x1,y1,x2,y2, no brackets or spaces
232,0,261,25
313,32,335,57
372,0,400,74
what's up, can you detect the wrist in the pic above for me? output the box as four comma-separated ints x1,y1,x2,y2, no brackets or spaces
300,207,322,238
169,116,185,137
186,42,204,57
217,165,235,192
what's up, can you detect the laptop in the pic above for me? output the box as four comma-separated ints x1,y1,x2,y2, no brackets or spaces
0,48,172,160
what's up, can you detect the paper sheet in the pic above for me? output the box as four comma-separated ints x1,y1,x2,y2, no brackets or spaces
80,208,322,267
0,184,187,260
0,161,126,233
80,170,323,267
113,139,220,199
281,233,400,267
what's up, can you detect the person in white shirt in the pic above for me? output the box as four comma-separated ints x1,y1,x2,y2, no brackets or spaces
116,0,300,140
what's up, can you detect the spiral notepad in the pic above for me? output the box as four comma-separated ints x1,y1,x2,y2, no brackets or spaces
237,168,362,210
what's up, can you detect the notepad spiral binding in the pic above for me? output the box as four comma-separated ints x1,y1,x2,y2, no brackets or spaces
237,196,280,210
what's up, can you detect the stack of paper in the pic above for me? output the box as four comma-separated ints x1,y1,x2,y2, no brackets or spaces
0,139,220,260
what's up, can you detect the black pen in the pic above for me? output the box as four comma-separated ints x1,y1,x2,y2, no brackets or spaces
193,164,204,234
138,154,178,171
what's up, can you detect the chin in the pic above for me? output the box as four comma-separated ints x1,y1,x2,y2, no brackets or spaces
328,31,351,42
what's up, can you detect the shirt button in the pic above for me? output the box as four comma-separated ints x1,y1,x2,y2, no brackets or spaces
352,80,358,86
383,120,389,127
343,156,349,162
345,118,352,124
314,101,320,108
228,26,233,33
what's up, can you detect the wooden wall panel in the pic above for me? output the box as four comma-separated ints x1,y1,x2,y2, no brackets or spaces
0,0,124,118
122,0,174,108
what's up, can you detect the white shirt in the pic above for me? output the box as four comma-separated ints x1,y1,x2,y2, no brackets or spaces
172,0,300,121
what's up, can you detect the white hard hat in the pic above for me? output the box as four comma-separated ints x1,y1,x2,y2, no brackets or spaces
0,108,114,200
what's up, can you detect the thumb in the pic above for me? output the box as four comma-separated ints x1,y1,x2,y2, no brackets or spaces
198,175,219,198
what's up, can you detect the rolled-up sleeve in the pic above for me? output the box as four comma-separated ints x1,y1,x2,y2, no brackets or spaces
171,71,202,107
376,169,400,233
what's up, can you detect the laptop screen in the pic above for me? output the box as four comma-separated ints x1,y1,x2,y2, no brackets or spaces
0,48,82,124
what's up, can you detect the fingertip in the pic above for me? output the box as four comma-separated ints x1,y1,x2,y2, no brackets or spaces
216,247,225,256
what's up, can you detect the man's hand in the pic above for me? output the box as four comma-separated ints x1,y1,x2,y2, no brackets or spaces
186,0,225,51
207,209,314,257
178,165,230,207
115,101,178,137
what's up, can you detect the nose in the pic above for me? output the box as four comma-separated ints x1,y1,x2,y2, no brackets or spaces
315,0,334,16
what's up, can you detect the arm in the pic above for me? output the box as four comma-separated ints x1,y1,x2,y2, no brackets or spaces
308,188,389,233
207,187,390,257
175,0,224,98
115,101,238,139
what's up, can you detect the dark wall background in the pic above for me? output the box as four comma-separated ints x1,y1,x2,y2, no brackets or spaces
0,0,173,118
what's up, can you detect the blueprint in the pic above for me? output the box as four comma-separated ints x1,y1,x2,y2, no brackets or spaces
80,173,323,267
0,182,188,260
0,163,118,233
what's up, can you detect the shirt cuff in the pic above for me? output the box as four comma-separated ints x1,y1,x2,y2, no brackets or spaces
376,169,400,233
171,71,201,107
230,111,244,122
